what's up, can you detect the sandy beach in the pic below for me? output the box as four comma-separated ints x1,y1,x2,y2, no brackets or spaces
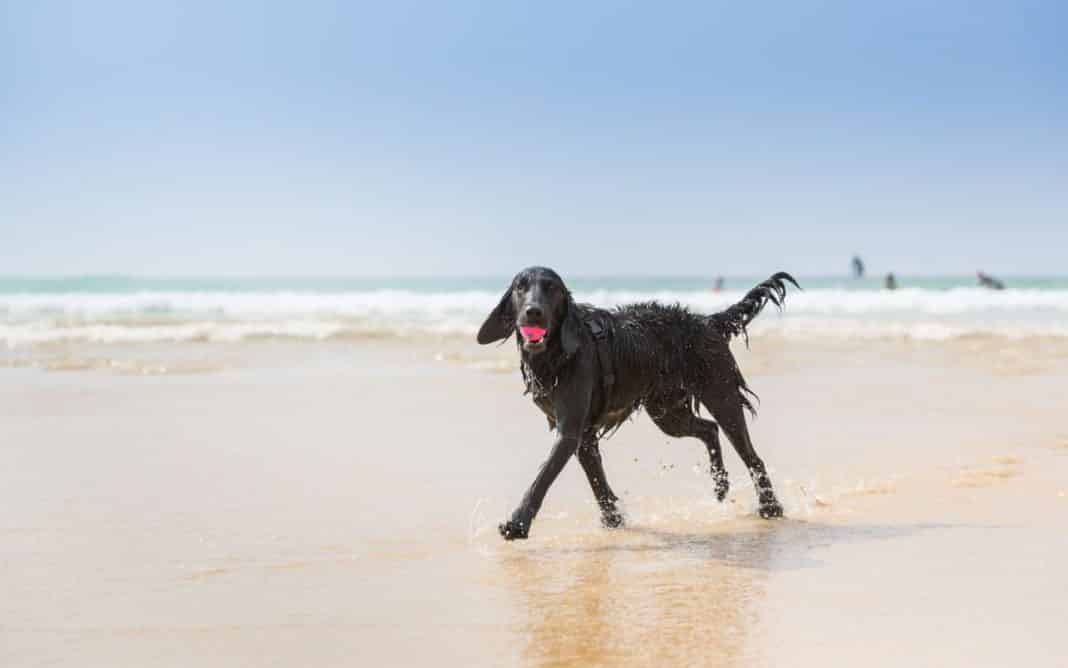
3,335,1067,666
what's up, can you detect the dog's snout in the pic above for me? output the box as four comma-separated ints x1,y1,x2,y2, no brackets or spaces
524,305,544,320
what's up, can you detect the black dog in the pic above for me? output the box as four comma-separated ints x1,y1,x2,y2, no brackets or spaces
477,267,799,540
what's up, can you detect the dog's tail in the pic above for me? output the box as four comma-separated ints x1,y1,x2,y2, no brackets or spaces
707,272,799,346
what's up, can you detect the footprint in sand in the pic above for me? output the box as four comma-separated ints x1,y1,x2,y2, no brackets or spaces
841,479,898,497
991,455,1023,466
185,567,231,581
269,561,312,572
796,478,897,510
953,456,1023,488
434,351,517,373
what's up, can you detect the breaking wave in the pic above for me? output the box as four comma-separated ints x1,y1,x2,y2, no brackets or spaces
2,287,1068,345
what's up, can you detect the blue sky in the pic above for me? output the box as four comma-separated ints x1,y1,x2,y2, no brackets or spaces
3,1,1066,276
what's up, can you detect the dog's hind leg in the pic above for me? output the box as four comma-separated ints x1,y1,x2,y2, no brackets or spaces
651,405,730,502
703,390,783,519
576,434,625,528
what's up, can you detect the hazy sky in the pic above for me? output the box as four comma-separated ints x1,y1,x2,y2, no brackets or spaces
3,1,1066,276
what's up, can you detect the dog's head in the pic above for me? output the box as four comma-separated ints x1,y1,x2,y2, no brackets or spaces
477,266,583,356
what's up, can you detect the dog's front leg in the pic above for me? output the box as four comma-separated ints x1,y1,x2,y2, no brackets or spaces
500,363,593,541
498,431,581,540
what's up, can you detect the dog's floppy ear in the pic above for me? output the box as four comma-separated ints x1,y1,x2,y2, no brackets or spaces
477,287,516,344
560,297,584,356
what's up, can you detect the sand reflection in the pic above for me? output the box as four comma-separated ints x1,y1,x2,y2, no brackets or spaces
498,523,785,667
495,519,957,667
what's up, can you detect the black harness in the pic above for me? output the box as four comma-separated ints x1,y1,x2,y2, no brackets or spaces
520,311,616,422
584,312,615,411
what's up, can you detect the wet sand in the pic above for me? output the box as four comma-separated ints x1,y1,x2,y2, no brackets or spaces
3,337,1067,666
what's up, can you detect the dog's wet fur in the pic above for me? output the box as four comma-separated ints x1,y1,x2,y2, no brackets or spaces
478,267,799,540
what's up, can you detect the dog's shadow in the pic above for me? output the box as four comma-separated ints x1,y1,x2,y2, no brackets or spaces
497,519,1001,667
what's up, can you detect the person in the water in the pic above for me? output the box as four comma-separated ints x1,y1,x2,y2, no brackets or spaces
977,271,1005,290
884,273,898,290
851,255,865,278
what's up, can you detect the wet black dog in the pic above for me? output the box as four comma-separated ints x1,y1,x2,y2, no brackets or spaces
477,267,799,540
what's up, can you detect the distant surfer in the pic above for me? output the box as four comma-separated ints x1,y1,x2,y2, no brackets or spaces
884,273,898,290
851,255,865,279
977,271,1005,290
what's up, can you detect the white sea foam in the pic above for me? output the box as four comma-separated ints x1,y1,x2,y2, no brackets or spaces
2,288,1067,345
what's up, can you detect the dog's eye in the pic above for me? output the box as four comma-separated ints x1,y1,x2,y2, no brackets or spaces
516,278,529,291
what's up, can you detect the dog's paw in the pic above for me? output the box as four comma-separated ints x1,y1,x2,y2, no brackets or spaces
600,507,625,529
712,469,730,502
498,520,529,541
758,500,784,519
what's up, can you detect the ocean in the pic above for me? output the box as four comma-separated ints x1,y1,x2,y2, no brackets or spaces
2,275,1068,346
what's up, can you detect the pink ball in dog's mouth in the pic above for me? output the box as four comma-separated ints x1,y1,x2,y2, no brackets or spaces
519,325,547,342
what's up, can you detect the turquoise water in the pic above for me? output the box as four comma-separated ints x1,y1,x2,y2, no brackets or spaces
2,275,1066,294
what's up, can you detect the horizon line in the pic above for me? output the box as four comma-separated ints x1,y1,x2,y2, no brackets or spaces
1,272,1062,281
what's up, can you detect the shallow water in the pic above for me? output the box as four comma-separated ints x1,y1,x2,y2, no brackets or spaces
2,339,1066,666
